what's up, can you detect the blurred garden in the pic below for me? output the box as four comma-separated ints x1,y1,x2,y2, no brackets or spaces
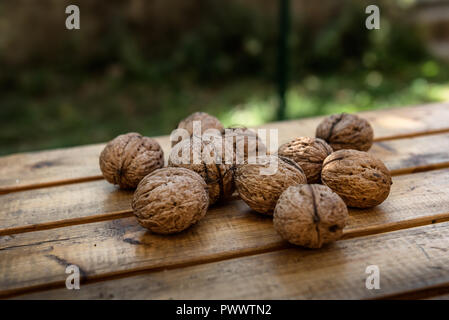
1,0,449,155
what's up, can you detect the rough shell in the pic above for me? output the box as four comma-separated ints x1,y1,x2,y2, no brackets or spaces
99,132,164,189
168,137,234,205
132,167,209,234
278,137,333,183
172,112,224,147
321,149,392,208
223,127,268,165
234,155,307,215
274,184,348,248
315,113,374,151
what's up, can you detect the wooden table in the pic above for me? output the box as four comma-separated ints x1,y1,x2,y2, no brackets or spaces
2,103,449,300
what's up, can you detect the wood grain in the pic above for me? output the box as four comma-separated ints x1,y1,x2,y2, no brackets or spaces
14,221,449,300
1,168,449,298
1,103,448,193
0,136,171,194
426,293,449,300
0,144,104,193
1,103,449,299
0,181,134,236
2,133,449,236
372,133,449,175
344,168,449,236
260,102,449,145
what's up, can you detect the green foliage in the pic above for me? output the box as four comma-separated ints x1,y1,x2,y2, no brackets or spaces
0,0,448,155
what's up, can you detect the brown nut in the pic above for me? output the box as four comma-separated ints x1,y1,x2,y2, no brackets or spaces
315,113,374,151
172,112,224,147
274,184,348,248
278,137,333,183
223,127,267,164
168,137,234,205
321,149,392,208
132,167,209,234
99,132,164,189
234,155,307,215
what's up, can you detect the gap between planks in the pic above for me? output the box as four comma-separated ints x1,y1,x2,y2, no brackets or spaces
10,221,449,300
373,282,449,300
3,156,448,195
2,161,449,237
10,228,449,299
1,142,449,296
1,243,289,299
2,122,449,297
2,209,449,299
2,198,449,239
374,127,449,142
1,126,449,195
0,210,133,236
0,175,104,195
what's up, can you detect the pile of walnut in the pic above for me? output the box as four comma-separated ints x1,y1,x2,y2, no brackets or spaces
99,111,392,248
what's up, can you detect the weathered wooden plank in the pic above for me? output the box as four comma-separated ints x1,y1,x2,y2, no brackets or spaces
344,168,449,235
0,136,171,194
1,168,449,298
263,102,449,145
372,133,449,175
14,222,449,300
2,133,449,236
427,293,449,300
0,144,104,193
0,203,282,298
0,180,134,235
1,103,448,193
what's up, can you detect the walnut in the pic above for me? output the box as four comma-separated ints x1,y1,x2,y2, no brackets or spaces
274,184,348,248
321,149,392,208
99,132,164,189
277,137,332,183
315,113,374,151
223,127,267,164
168,137,234,205
132,167,208,234
172,112,224,146
234,155,307,215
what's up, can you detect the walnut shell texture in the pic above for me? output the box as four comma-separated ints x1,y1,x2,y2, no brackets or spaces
278,137,332,183
132,167,209,234
173,112,224,147
99,132,164,189
168,138,234,205
321,149,392,208
273,184,348,248
315,113,374,151
224,127,267,164
234,155,307,215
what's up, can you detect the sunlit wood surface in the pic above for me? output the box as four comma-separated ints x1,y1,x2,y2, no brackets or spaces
1,102,449,299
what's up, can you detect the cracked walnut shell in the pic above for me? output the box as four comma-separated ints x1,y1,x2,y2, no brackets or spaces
168,137,234,205
234,155,307,215
99,132,164,189
278,137,333,183
315,113,374,151
321,149,392,208
274,184,348,248
132,167,209,234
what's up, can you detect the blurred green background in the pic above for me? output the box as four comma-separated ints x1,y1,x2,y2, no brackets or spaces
1,0,449,155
